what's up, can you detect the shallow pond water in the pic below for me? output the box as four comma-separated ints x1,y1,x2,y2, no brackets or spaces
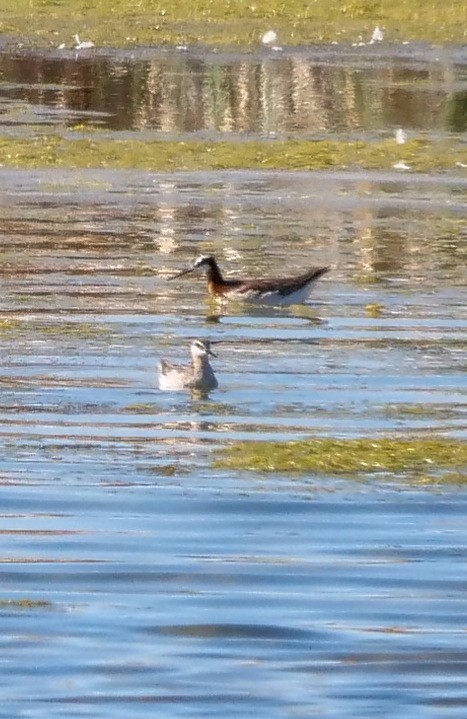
0,44,467,718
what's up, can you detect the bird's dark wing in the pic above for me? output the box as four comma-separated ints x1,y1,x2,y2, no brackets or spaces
237,266,330,297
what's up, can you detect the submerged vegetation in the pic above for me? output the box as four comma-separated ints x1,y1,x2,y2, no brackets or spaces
0,136,465,172
0,599,52,609
0,318,111,340
1,0,466,47
215,437,467,483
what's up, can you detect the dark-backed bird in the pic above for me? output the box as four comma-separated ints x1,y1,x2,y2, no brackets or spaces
169,255,329,306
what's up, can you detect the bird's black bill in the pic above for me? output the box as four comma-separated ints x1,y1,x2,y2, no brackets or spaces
168,266,194,280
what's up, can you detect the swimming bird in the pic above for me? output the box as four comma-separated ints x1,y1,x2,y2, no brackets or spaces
158,339,218,392
169,255,329,306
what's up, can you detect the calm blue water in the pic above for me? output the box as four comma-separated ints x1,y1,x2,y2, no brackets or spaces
0,42,466,719
2,484,467,719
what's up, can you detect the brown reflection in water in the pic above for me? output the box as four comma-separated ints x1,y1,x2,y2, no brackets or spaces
351,202,466,282
0,51,465,136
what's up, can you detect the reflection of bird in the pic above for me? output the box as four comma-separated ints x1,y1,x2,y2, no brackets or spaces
158,339,218,392
170,255,330,306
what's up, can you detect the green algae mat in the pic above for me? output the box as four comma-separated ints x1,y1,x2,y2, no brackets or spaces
215,437,467,484
0,136,466,172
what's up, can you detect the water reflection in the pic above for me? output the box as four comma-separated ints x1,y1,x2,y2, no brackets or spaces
1,46,466,137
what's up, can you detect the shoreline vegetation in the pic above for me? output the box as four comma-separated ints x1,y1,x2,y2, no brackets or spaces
0,2,466,173
1,0,466,48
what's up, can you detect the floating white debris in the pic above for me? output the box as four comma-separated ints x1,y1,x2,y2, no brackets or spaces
176,45,188,51
74,34,95,50
261,29,278,45
395,128,407,145
393,161,411,171
57,42,66,50
369,26,384,44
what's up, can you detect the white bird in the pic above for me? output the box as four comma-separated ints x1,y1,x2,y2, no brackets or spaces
395,128,407,145
74,35,95,50
369,26,384,43
261,30,278,46
393,161,411,171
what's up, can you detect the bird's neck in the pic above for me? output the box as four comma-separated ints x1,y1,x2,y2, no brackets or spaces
192,355,211,374
205,259,224,285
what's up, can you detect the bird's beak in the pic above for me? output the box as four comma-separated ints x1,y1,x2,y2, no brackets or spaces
207,347,217,358
168,266,194,280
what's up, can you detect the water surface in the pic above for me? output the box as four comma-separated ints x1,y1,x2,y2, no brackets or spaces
0,43,466,719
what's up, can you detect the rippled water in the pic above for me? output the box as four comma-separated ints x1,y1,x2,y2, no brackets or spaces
1,44,467,718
